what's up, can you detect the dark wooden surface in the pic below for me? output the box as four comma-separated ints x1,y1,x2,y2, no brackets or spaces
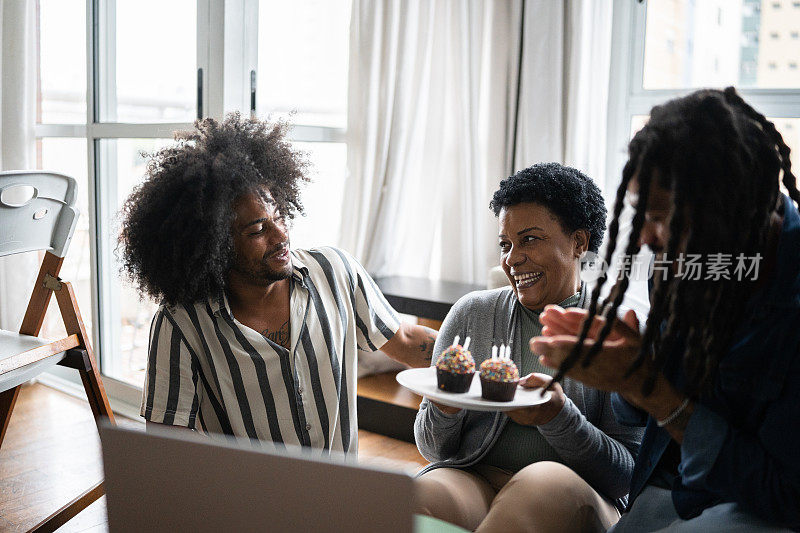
0,383,111,532
356,372,425,445
373,275,483,322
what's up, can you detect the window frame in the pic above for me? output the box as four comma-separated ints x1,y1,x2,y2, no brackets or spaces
606,0,800,200
35,0,346,415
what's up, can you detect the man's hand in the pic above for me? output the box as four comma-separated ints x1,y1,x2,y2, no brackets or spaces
380,323,438,368
506,373,566,426
533,306,693,442
531,306,645,395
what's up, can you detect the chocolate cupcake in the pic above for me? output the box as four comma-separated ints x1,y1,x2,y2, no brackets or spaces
479,352,519,402
435,343,475,393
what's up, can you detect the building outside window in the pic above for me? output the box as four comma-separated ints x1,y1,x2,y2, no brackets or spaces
610,0,800,185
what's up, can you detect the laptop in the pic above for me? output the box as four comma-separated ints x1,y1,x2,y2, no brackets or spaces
99,424,414,533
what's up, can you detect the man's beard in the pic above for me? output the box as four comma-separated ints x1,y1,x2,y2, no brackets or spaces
231,243,292,285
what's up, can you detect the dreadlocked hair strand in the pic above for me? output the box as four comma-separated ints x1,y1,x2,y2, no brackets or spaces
579,151,655,370
548,149,642,387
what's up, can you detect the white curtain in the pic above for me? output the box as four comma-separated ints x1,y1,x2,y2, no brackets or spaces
514,0,613,182
341,0,522,285
343,0,619,286
0,0,38,330
515,0,648,320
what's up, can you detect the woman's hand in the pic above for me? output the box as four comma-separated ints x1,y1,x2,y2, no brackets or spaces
531,306,647,395
506,373,566,426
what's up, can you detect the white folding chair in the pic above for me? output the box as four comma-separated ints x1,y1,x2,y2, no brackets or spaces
0,170,115,532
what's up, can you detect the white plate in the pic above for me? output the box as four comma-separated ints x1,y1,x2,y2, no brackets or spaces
396,367,551,412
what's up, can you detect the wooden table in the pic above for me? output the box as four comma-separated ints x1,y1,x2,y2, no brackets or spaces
373,275,484,326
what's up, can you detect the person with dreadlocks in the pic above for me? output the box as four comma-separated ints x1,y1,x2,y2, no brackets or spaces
120,113,437,452
414,163,643,533
532,88,800,531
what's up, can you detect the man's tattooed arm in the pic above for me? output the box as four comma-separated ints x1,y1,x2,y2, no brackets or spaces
261,319,291,349
418,331,437,362
380,323,439,368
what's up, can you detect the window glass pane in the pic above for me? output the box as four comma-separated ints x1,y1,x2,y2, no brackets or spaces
289,142,347,249
643,0,800,89
257,0,351,127
36,138,93,342
37,0,87,124
103,1,196,123
99,138,172,386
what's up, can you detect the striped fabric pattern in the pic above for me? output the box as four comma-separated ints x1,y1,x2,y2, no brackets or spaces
140,247,400,454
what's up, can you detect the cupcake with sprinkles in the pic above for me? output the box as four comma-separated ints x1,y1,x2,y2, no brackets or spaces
435,336,475,393
479,345,519,402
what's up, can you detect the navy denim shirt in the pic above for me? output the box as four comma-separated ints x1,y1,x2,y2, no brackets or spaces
612,194,800,528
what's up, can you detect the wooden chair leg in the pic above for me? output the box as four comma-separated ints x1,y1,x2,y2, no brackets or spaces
79,366,115,424
0,385,21,447
54,280,115,425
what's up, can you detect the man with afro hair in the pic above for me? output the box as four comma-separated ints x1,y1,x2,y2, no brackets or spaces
120,113,437,452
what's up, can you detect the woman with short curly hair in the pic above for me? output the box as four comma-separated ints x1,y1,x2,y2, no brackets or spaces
414,162,643,533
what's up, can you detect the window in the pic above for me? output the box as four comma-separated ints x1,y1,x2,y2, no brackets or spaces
101,1,197,123
256,0,351,251
257,0,350,128
37,138,92,343
35,0,353,399
37,0,86,124
36,0,92,343
607,0,800,197
641,0,800,90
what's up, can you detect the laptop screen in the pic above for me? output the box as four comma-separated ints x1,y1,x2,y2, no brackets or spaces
100,424,414,533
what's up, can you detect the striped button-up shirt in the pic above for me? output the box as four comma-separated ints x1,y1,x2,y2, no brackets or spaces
140,247,400,454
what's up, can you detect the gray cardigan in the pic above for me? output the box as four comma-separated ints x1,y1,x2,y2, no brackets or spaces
413,287,644,509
